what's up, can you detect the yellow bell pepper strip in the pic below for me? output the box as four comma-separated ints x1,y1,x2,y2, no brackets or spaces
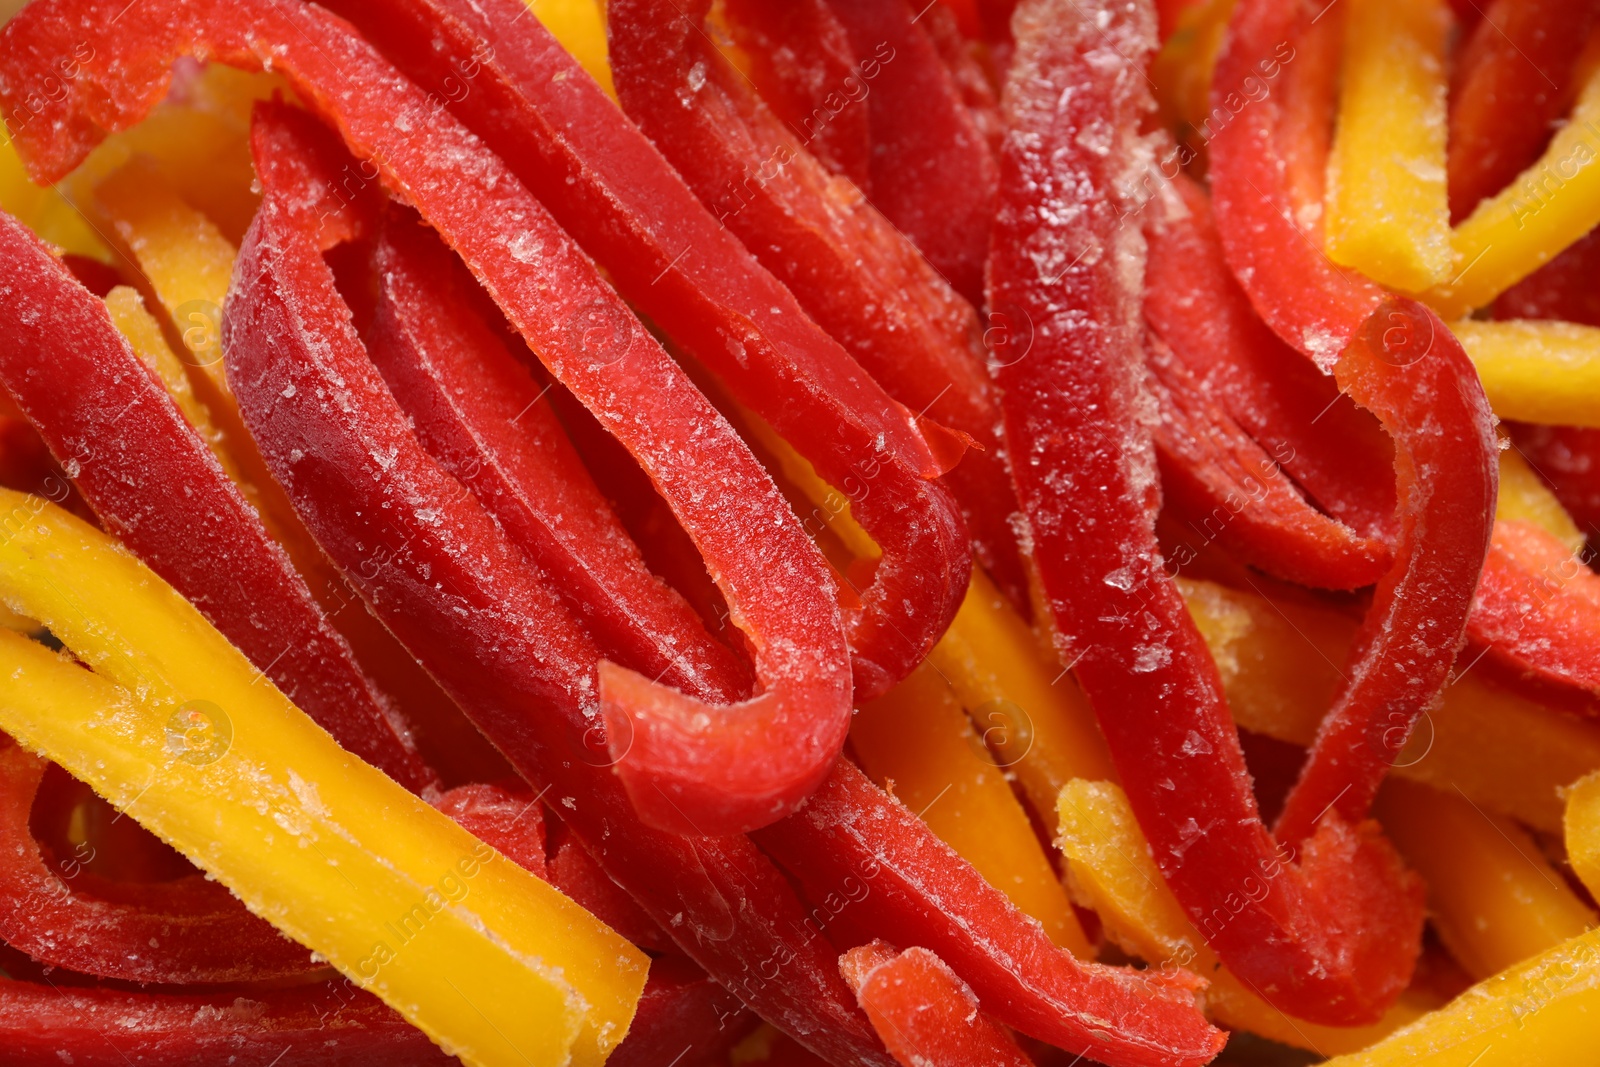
1181,574,1600,835
925,568,1116,821
0,129,108,263
851,662,1091,956
321,0,976,702
0,491,649,1067
226,102,886,1064
1447,0,1600,224
1316,925,1600,1066
1323,0,1452,292
1450,319,1600,428
1563,769,1600,896
0,208,433,791
1376,778,1596,982
1497,448,1587,555
102,285,235,471
0,740,321,984
839,941,1036,1067
1055,779,1437,1056
1424,50,1600,319
998,0,1438,1026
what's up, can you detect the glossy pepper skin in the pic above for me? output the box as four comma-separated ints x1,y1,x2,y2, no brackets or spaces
1,0,866,837
840,942,1036,1067
991,0,1426,1027
223,101,888,1067
317,0,972,700
0,742,314,985
1209,0,1497,847
0,211,432,793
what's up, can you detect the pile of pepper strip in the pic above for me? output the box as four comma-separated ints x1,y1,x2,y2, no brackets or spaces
1,0,1600,1063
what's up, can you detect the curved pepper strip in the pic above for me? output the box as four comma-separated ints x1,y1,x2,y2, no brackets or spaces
225,102,888,1067
1448,0,1600,223
315,0,972,699
753,761,1224,1067
809,0,997,307
1209,0,1499,844
0,502,648,1067
1467,519,1600,713
840,941,1036,1067
1145,332,1389,590
721,0,873,190
1144,173,1396,541
1376,778,1597,982
0,210,432,792
0,975,455,1067
596,0,1024,610
1055,779,1440,1056
993,0,1427,1026
0,0,862,835
0,742,315,985
368,208,749,704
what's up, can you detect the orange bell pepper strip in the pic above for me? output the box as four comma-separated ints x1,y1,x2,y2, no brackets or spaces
851,662,1091,956
1180,575,1600,835
1376,778,1596,982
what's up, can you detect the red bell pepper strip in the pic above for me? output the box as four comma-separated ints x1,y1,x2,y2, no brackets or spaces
222,100,889,1066
752,761,1223,1067
0,0,863,835
1468,519,1600,712
0,211,433,793
609,955,757,1067
431,782,547,878
1210,0,1498,847
601,0,1023,608
840,941,1035,1067
0,742,314,985
992,0,1427,1027
316,0,971,699
0,975,454,1067
729,0,998,308
920,1,1006,161
1448,0,1600,223
544,825,676,955
1144,173,1397,544
1512,424,1600,546
1145,333,1389,590
722,0,874,190
368,207,749,703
